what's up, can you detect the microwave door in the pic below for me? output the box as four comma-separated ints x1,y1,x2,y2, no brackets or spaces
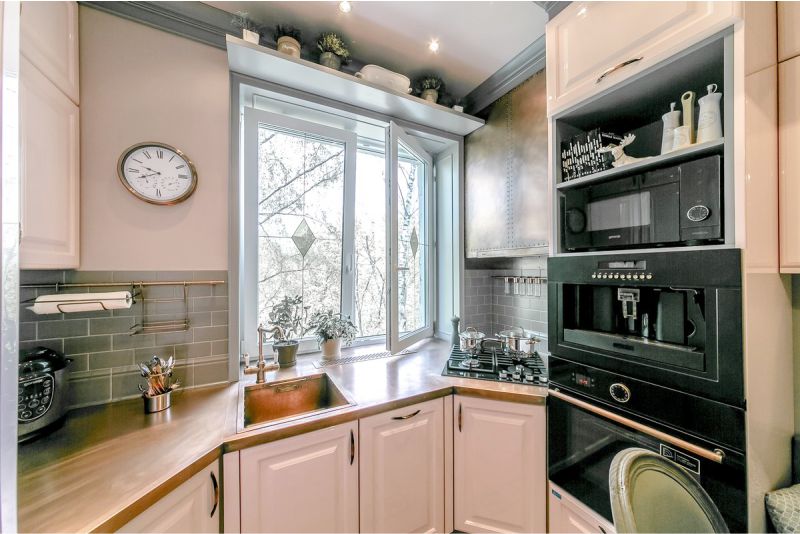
586,192,646,248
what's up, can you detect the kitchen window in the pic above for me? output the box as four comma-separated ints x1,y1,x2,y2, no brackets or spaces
242,108,434,354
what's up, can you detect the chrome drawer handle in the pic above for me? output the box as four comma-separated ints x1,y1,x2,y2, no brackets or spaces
596,57,643,84
392,409,421,420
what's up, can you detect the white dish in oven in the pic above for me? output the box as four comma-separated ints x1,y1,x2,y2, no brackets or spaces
355,65,412,94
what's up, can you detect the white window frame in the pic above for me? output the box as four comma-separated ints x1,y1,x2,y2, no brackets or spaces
386,122,435,352
242,107,357,357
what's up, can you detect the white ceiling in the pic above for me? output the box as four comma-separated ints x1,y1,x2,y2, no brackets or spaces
207,1,548,98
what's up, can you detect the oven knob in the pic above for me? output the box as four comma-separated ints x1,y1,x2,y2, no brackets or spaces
613,274,620,279
591,273,597,279
609,383,631,403
626,274,632,279
646,274,653,280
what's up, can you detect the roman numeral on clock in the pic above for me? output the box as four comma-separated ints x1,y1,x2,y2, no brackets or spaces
156,149,164,159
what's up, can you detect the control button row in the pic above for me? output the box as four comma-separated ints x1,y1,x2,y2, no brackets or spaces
591,272,653,280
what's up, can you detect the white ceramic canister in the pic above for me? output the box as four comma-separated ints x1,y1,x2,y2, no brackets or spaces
672,125,692,152
696,84,723,144
660,102,681,154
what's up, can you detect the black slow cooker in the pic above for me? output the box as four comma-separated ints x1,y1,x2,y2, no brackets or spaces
18,347,72,443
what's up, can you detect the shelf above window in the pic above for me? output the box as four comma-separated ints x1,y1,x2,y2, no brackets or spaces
555,138,724,190
226,35,485,136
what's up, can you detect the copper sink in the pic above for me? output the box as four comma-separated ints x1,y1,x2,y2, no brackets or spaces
239,373,354,432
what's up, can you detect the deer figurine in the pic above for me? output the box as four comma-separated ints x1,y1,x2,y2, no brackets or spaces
597,134,650,168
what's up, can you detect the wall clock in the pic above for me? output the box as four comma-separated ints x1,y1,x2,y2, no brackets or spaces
117,142,198,205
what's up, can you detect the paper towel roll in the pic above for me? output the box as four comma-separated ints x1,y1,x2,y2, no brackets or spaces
28,291,133,315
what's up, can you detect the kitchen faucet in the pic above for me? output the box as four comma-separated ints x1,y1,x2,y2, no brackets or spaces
243,323,279,384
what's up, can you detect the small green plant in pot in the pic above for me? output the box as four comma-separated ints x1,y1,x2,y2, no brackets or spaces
316,31,350,71
413,75,444,103
274,25,302,58
231,11,260,44
308,310,358,360
266,295,308,367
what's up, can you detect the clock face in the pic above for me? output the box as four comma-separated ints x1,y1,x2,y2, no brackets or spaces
117,143,197,205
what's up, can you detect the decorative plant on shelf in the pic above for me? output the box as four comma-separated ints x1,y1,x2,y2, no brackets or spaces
308,310,358,360
266,295,309,367
316,31,351,71
231,11,260,44
413,75,444,103
274,25,303,58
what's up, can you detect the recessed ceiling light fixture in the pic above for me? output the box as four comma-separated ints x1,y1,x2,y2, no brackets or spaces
339,1,352,13
428,38,440,53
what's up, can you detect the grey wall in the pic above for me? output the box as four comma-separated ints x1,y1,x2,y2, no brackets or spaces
462,256,549,353
20,270,229,408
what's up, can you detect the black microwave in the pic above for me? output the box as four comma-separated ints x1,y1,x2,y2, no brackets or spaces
562,155,722,251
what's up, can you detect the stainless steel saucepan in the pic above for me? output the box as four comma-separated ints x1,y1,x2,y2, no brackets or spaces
496,326,541,355
458,327,486,353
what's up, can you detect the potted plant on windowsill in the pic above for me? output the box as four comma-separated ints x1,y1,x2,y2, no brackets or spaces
316,31,350,71
231,11,260,45
308,310,358,360
266,295,308,367
274,25,302,58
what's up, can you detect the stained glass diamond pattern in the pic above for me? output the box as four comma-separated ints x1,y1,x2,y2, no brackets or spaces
292,218,317,257
410,227,419,258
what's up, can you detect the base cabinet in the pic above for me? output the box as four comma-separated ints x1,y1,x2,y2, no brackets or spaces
549,482,616,534
117,460,220,533
359,398,445,533
239,421,358,533
453,395,546,533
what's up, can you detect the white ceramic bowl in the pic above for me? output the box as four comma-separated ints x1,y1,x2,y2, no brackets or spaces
355,65,412,94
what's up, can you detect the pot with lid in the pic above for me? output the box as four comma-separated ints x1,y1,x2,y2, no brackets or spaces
496,327,541,355
18,347,72,443
458,327,486,354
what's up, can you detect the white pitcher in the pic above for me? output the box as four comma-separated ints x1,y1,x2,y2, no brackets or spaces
697,84,723,144
661,102,681,154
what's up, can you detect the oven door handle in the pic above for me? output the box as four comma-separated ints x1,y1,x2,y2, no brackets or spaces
549,389,726,464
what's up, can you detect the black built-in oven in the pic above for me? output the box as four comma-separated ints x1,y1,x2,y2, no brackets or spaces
547,248,743,407
548,360,746,532
562,155,723,251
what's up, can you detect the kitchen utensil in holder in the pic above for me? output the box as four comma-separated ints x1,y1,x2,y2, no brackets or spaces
130,283,190,335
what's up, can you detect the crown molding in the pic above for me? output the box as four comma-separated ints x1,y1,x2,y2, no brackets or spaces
533,1,571,20
465,34,546,115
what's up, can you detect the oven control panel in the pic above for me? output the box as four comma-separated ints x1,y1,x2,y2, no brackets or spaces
591,271,653,280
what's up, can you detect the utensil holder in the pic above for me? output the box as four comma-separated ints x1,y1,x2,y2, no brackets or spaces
143,390,172,413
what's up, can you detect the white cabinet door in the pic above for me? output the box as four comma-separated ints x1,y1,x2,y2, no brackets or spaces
20,1,79,104
546,1,739,115
360,398,445,533
778,1,800,63
117,460,220,533
548,482,616,534
453,395,546,533
240,421,359,533
20,58,80,269
779,56,800,272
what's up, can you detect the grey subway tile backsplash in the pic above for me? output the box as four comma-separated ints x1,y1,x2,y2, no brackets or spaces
462,257,549,353
19,269,230,409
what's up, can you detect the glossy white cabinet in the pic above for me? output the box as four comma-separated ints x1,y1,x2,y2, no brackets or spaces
548,482,616,534
360,398,445,533
19,57,80,269
19,1,80,269
545,1,740,114
453,395,546,533
239,421,359,533
117,460,220,533
779,56,800,272
20,1,79,104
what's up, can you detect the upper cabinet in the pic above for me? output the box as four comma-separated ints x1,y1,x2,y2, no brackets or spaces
778,1,800,63
546,1,740,115
21,1,79,104
779,56,800,272
20,1,80,269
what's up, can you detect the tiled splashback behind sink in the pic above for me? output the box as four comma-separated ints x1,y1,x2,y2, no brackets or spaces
462,256,548,353
19,270,230,408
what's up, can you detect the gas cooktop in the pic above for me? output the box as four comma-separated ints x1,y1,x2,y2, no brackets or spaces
442,346,548,385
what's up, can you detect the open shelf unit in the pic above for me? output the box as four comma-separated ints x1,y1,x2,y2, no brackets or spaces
226,35,485,136
550,30,734,255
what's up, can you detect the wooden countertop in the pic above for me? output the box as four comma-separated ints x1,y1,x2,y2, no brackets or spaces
17,339,548,533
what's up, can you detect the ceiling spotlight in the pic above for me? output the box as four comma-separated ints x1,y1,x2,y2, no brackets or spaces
339,1,352,13
428,39,440,53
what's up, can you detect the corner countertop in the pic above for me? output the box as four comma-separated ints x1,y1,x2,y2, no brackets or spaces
17,339,548,533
